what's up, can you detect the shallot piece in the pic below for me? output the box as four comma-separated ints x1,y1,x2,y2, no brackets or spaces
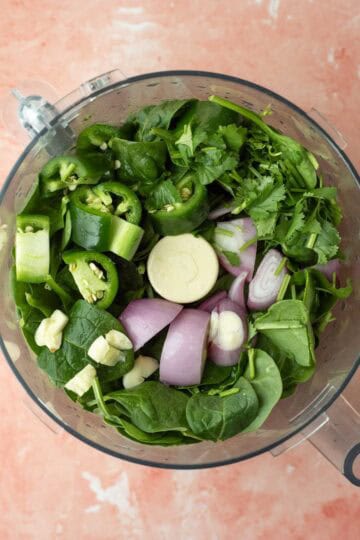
214,218,257,280
248,249,287,311
228,271,248,309
208,298,248,366
159,309,210,386
119,299,183,351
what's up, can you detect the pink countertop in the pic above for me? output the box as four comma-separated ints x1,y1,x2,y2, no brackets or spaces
0,1,359,538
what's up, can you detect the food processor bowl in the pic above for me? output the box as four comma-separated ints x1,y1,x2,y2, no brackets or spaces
0,70,359,484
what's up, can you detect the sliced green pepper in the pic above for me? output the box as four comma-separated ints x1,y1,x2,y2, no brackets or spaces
40,155,108,196
93,182,142,224
77,124,127,154
16,215,50,283
150,175,209,235
63,251,118,309
70,187,143,260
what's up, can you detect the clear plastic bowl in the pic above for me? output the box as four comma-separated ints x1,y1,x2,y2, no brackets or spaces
0,71,359,482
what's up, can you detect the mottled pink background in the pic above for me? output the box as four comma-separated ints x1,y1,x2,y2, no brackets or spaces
0,1,359,539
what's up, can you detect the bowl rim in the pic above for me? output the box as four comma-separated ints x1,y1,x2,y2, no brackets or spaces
1,69,359,469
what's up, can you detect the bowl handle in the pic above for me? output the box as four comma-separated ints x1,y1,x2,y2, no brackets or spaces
271,382,360,486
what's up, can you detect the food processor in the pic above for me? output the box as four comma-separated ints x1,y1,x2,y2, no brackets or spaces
0,70,359,485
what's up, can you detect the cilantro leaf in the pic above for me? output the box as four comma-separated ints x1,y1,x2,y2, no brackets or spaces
312,220,340,264
194,147,238,185
218,124,247,152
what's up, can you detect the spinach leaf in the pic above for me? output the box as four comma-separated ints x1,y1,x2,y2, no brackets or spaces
111,138,167,185
256,335,315,398
11,269,62,352
38,300,134,386
254,300,315,367
200,362,234,386
115,418,196,446
242,349,282,432
186,377,259,441
175,100,240,136
92,381,195,446
128,99,193,142
105,381,189,433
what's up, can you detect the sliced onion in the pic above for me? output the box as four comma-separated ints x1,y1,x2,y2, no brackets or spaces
159,309,210,386
208,298,248,366
119,299,183,351
248,249,287,311
215,218,257,280
209,203,235,220
199,290,227,312
314,259,340,281
228,271,248,309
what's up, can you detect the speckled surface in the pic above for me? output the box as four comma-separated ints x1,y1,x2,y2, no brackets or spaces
0,1,359,539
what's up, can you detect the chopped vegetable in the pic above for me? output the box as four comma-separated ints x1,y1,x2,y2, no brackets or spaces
160,309,210,386
214,218,257,280
228,271,248,308
35,309,69,352
147,234,219,303
119,298,183,351
208,298,248,366
64,364,97,397
69,185,144,260
123,355,159,389
199,290,227,312
248,249,287,311
16,215,50,283
63,250,119,309
149,174,209,236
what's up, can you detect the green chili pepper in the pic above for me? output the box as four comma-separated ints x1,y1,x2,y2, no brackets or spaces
77,124,122,153
70,187,143,260
77,123,133,154
39,155,108,196
63,251,119,309
15,215,50,283
150,175,209,235
93,181,142,224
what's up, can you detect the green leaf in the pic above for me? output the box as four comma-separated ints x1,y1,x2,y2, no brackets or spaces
218,124,247,151
38,300,134,386
312,220,340,264
111,138,167,185
194,147,238,185
254,300,315,367
242,349,283,432
186,377,259,441
105,381,189,433
257,335,315,398
128,99,192,142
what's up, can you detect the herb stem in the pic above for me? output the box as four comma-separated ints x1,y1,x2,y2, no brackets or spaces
276,274,291,301
239,236,257,253
92,377,111,419
216,227,234,237
219,388,240,398
306,233,317,249
274,257,287,276
248,348,256,379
